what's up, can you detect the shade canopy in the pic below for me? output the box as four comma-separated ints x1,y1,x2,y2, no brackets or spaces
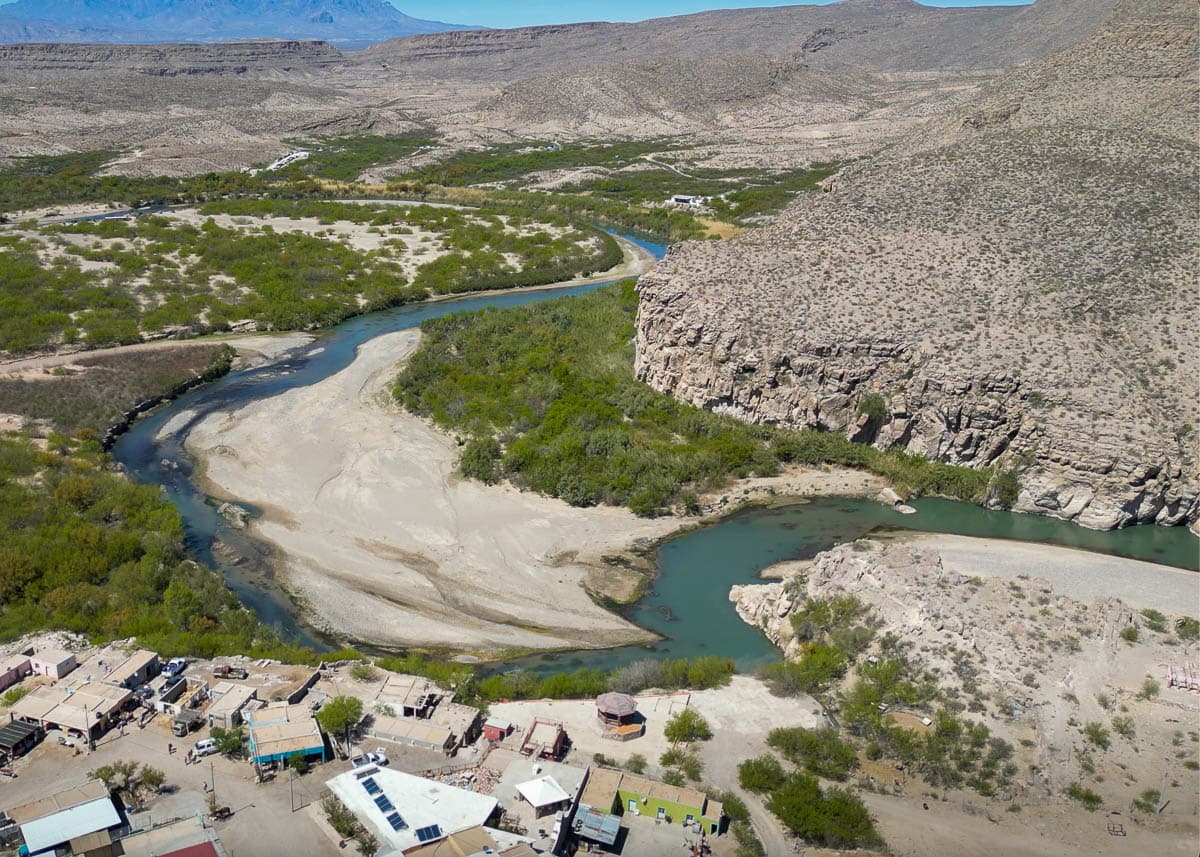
595,692,637,717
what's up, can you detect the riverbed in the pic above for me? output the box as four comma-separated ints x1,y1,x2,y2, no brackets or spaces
112,232,1199,662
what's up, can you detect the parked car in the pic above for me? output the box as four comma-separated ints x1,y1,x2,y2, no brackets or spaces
194,738,218,757
363,749,389,767
162,658,188,678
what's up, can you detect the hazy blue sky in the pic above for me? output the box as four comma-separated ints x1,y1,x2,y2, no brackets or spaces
0,0,1037,29
405,1,1033,29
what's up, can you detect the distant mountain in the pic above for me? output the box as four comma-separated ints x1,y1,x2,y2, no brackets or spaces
0,0,472,47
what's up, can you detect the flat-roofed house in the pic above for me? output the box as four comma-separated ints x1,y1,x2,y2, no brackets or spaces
104,650,161,690
366,715,454,755
206,682,259,729
0,654,31,692
245,702,327,767
578,768,723,836
30,649,77,680
10,681,131,742
326,765,498,854
8,781,125,856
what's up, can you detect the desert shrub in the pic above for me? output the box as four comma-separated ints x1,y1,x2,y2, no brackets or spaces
664,709,712,744
738,755,786,793
766,772,883,850
1137,677,1160,700
767,727,859,781
1066,782,1102,811
1120,626,1139,644
1083,722,1111,750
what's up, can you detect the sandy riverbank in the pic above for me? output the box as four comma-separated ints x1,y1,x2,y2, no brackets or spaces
897,532,1198,614
187,328,682,652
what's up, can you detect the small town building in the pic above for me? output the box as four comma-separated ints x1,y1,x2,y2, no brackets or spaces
245,702,327,767
571,805,621,849
116,813,228,857
0,655,31,692
366,715,454,755
482,716,512,742
8,781,125,857
579,768,724,835
326,765,499,854
0,718,43,761
515,776,571,818
595,692,644,740
10,681,132,742
103,650,161,690
520,719,567,761
206,682,259,730
375,673,441,718
403,825,536,857
30,649,77,680
427,701,481,750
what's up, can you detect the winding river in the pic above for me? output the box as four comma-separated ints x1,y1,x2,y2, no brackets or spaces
112,233,1199,665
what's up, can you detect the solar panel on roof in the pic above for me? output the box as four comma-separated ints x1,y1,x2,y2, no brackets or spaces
374,794,394,813
386,812,407,831
415,824,442,843
362,777,380,795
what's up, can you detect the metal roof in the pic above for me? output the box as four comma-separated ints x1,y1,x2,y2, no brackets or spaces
572,806,620,846
0,718,39,749
19,795,120,854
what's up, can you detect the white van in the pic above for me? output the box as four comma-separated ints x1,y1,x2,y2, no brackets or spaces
194,738,218,757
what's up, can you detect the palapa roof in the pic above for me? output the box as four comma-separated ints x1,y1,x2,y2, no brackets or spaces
595,692,637,717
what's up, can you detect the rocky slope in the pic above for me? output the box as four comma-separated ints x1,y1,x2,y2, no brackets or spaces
361,0,1117,78
636,0,1199,530
729,539,1200,811
0,39,345,73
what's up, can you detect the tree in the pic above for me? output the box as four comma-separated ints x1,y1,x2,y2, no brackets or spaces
625,753,647,774
210,725,245,758
163,579,203,630
140,766,166,793
316,695,364,753
664,708,712,744
356,831,379,857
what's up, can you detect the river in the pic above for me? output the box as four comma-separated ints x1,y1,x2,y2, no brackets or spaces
111,232,1199,665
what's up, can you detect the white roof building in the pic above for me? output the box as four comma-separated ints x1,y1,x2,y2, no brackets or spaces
515,776,570,810
9,782,123,856
326,766,497,855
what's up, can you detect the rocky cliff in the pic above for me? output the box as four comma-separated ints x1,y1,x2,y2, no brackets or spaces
0,40,344,74
636,0,1199,530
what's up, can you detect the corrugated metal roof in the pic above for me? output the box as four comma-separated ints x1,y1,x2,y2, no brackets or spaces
572,806,620,846
19,795,120,854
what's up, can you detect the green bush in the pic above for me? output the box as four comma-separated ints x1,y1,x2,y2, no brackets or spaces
1083,722,1111,750
1137,677,1159,700
459,436,502,484
1066,782,1103,811
737,755,786,793
1120,626,1139,644
1177,617,1200,641
1139,609,1167,633
766,772,883,850
767,727,859,781
758,644,849,696
664,709,712,744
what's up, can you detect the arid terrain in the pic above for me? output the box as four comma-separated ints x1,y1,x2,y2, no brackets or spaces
636,0,1199,531
0,0,1119,175
732,538,1200,856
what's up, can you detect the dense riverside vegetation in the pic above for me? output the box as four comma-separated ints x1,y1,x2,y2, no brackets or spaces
0,345,233,436
396,282,995,516
0,201,617,353
0,433,356,664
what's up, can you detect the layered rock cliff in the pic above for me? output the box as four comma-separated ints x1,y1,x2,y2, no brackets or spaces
0,40,344,74
636,0,1199,530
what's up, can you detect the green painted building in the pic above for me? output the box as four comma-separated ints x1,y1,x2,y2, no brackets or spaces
580,768,724,835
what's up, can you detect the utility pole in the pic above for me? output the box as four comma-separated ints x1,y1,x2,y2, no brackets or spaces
289,765,295,813
210,760,216,795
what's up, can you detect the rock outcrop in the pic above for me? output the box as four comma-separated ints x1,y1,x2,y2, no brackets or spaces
637,0,1199,530
0,40,345,74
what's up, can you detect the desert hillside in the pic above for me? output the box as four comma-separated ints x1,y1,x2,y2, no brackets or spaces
635,0,1200,530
